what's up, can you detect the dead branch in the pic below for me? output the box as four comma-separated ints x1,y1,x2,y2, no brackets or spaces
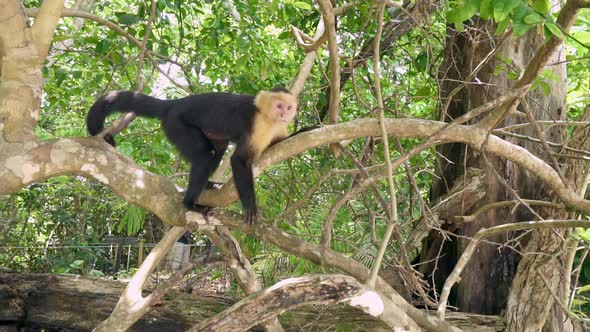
191,274,420,332
94,226,186,331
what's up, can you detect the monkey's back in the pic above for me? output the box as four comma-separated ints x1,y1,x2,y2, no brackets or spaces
168,92,256,142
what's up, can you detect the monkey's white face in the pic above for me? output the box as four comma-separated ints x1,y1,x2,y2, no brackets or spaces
273,98,297,123
254,90,298,125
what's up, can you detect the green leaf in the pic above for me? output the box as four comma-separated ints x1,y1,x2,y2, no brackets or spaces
53,267,71,274
69,259,85,269
493,0,521,22
571,31,590,44
292,1,312,10
507,71,519,80
577,284,590,293
95,40,111,54
446,0,480,23
545,22,564,39
480,0,493,19
117,13,140,25
493,62,506,75
88,269,105,277
414,86,432,101
52,35,70,42
414,51,428,72
532,0,551,15
537,80,551,96
512,4,535,36
494,17,510,35
454,21,465,32
523,13,543,25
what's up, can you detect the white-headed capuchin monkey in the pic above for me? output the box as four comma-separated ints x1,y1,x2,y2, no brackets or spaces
87,87,298,224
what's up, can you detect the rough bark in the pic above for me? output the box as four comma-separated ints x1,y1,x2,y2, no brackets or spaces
422,18,565,314
505,108,590,332
0,0,44,142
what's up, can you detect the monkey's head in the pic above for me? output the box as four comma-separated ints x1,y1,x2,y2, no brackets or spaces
254,88,297,124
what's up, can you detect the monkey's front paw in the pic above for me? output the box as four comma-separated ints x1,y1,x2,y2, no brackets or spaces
244,209,261,225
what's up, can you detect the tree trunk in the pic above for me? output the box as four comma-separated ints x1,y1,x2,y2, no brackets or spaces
419,15,568,320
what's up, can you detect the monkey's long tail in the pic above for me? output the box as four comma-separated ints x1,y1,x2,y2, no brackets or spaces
86,91,172,146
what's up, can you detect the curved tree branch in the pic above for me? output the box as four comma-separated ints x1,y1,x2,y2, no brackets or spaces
3,117,590,222
191,274,420,332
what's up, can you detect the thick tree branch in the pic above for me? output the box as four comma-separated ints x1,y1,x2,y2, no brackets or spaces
4,117,590,224
0,0,28,49
31,0,65,59
191,274,420,331
1,137,188,226
204,227,284,332
203,118,590,217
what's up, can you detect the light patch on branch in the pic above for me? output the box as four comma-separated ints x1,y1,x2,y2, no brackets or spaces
95,153,107,166
49,139,83,165
80,163,108,184
132,169,146,189
344,290,384,317
5,155,40,183
185,212,221,230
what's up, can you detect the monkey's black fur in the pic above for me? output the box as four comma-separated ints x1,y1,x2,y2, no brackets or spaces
87,88,291,224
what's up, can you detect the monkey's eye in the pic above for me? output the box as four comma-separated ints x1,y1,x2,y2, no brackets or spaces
277,103,284,110
287,105,292,111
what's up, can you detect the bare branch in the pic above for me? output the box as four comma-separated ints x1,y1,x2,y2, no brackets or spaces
213,210,461,332
519,97,568,184
136,0,157,91
31,0,65,59
317,0,342,128
290,19,325,97
204,227,285,332
191,274,420,332
457,200,564,223
368,0,401,289
94,226,186,331
290,21,327,54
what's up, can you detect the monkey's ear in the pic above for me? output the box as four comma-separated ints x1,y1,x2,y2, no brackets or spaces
254,90,271,110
